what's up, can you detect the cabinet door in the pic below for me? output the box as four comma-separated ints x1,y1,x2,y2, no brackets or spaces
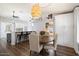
63,14,74,47
55,13,74,48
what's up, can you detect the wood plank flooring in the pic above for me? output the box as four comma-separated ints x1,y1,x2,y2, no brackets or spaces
6,41,30,56
56,45,77,56
0,40,78,56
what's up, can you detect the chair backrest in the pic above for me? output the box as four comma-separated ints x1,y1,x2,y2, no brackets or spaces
29,31,41,52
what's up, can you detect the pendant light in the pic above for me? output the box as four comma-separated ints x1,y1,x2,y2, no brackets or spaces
31,4,41,18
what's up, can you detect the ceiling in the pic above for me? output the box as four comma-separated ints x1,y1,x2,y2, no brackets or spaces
0,3,79,21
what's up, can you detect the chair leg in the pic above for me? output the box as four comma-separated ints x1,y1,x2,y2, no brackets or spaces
54,50,56,56
30,51,31,56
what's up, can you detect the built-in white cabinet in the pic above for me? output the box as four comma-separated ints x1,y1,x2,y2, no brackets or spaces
55,13,74,48
74,7,79,54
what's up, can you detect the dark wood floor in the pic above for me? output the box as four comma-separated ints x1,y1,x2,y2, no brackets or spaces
0,40,77,56
56,45,77,56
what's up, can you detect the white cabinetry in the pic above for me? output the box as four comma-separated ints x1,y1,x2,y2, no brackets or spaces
74,7,79,54
55,13,74,48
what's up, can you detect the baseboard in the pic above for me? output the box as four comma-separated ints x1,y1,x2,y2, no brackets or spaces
57,44,74,49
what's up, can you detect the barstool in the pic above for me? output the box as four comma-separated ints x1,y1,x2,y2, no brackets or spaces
16,32,21,44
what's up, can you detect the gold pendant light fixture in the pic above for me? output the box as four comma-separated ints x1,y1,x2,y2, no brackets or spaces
31,3,41,18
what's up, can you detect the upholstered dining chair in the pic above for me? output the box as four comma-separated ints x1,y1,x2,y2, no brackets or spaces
44,34,58,56
29,31,43,55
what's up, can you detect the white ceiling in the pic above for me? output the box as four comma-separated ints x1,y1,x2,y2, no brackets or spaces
0,3,79,21
42,3,79,13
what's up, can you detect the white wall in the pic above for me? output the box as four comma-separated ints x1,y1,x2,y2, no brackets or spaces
1,22,8,39
32,19,47,31
32,13,49,32
55,13,74,48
